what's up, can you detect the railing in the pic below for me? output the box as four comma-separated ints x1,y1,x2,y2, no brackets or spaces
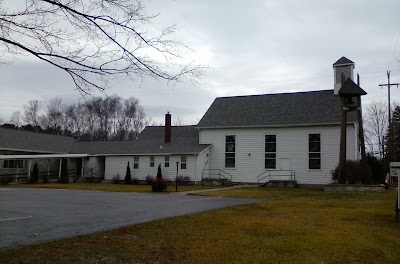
0,169,76,184
257,170,296,186
202,169,233,182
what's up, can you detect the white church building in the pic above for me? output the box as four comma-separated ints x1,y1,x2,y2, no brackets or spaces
0,57,363,185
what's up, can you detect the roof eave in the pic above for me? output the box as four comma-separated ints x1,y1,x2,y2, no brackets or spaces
92,152,202,157
0,147,68,154
333,63,354,67
0,154,89,160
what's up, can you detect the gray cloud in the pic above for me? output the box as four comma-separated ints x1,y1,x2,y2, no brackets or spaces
1,0,400,123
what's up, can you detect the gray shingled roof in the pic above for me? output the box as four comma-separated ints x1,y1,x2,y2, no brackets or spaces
70,126,210,155
0,126,208,156
197,90,357,128
0,128,76,153
333,56,354,66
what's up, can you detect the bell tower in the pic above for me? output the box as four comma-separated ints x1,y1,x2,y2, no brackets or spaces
333,56,355,95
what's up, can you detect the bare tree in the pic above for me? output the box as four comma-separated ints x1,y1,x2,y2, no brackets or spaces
143,117,162,127
173,116,185,126
113,97,145,140
172,116,199,126
9,95,147,140
190,118,200,126
41,97,64,134
23,100,41,127
9,110,23,127
64,103,87,139
364,101,388,159
0,0,204,93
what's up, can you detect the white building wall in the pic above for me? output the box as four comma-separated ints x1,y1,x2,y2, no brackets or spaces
199,124,357,185
196,148,210,183
84,157,105,178
104,155,198,181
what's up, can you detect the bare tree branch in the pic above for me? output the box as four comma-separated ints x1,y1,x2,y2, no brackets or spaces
0,0,205,93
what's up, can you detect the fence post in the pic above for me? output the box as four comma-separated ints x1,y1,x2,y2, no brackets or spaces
81,157,84,178
28,160,32,181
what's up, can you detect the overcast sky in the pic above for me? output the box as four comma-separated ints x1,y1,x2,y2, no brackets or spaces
1,0,400,125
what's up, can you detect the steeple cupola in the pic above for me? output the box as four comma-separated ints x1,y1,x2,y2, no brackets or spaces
333,56,355,95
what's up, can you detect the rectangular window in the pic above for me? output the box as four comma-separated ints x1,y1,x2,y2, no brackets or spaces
225,135,235,168
150,157,155,167
133,157,139,169
309,134,321,169
3,160,24,169
181,156,187,170
265,135,276,169
165,157,170,167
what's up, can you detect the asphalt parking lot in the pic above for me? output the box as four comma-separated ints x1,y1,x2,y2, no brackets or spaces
0,188,261,248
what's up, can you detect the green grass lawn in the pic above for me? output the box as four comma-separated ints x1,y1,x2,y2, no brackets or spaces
9,182,224,192
1,187,400,264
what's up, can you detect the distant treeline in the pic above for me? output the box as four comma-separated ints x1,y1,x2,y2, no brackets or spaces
1,95,147,141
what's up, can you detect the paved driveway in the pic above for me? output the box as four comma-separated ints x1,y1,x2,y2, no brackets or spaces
0,188,261,248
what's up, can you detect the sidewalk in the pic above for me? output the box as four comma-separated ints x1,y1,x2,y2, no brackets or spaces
174,184,257,195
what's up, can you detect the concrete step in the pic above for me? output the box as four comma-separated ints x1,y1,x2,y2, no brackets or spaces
261,180,297,188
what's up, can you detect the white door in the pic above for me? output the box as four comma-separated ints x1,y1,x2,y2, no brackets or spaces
277,158,292,180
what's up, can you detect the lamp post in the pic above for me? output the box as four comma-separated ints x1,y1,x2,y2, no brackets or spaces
176,161,179,192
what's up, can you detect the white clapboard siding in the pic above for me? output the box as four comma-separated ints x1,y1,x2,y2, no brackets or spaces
84,157,105,178
104,155,198,181
199,124,357,185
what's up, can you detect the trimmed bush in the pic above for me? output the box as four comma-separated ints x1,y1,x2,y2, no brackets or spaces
157,164,162,179
111,174,120,184
146,175,153,185
131,177,140,185
177,175,191,185
42,174,49,183
0,176,10,185
331,160,373,184
151,178,168,192
29,163,39,184
366,154,385,184
125,162,131,184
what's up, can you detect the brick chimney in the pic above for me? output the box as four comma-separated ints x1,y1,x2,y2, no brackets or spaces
165,112,171,143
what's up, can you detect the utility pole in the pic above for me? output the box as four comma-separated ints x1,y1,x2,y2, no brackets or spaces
379,71,399,163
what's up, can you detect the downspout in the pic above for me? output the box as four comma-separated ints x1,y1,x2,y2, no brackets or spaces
354,123,359,160
194,154,197,185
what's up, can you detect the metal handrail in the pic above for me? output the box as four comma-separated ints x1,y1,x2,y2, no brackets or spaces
0,169,76,183
202,169,233,181
257,170,295,186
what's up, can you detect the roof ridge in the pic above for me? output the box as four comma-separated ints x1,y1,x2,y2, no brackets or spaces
333,56,354,66
0,127,77,141
145,125,197,128
216,89,334,99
